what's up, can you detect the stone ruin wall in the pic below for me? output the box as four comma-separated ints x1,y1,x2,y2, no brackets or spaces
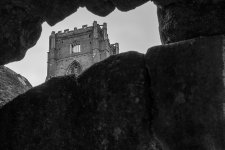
48,28,94,78
47,21,119,79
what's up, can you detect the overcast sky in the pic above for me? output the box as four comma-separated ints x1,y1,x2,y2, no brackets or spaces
6,1,160,86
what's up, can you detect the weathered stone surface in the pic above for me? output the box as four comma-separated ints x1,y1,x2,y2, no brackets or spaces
152,0,224,7
0,52,160,150
145,36,225,150
47,21,119,80
155,0,225,44
0,66,32,107
0,0,149,65
0,4,43,65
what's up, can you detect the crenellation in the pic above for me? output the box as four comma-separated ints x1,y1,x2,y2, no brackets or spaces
56,25,97,37
82,25,88,28
46,21,119,80
56,27,93,38
64,29,69,33
103,22,107,28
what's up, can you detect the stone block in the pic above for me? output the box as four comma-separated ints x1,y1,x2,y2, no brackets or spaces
157,1,225,44
0,66,32,107
146,35,225,150
0,52,159,150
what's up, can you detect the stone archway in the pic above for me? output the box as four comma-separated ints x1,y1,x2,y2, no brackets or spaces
66,60,82,77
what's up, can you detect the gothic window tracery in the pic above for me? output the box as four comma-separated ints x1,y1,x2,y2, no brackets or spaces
66,61,82,77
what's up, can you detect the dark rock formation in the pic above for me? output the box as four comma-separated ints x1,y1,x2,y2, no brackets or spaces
0,66,32,107
0,0,149,65
2,36,225,150
152,0,225,7
145,35,225,150
0,52,161,150
154,0,225,44
82,0,150,17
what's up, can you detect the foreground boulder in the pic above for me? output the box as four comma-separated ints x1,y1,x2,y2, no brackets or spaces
146,35,225,150
1,36,225,149
0,66,32,107
155,0,225,44
0,52,159,150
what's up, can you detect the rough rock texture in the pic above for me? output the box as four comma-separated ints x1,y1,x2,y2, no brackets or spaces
145,36,225,150
0,52,161,150
2,36,225,150
0,0,149,65
0,66,32,107
152,0,225,7
155,0,225,44
152,0,225,6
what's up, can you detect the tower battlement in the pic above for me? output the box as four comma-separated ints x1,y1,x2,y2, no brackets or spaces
50,21,107,38
46,21,119,80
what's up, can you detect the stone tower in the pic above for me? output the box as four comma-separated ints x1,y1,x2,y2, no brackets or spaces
46,21,119,80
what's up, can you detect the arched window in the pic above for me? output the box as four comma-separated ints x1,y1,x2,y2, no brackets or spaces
66,61,82,77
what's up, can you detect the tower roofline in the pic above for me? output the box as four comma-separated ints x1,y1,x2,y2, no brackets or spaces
51,21,107,37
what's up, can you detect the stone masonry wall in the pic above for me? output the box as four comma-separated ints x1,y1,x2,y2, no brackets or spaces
47,22,118,79
55,53,93,77
52,30,93,77
55,31,93,59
